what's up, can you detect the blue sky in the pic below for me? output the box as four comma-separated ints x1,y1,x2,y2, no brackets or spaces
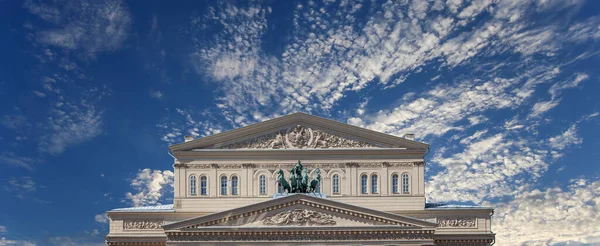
1,0,600,245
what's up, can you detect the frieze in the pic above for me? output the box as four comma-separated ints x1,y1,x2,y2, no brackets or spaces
186,162,423,169
123,219,164,230
262,209,336,226
216,125,379,149
166,231,434,242
437,217,477,228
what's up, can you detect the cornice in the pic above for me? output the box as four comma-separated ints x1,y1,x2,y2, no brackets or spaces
165,230,435,242
174,161,425,169
172,148,427,161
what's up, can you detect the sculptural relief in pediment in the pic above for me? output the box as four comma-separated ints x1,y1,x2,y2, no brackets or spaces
215,125,379,149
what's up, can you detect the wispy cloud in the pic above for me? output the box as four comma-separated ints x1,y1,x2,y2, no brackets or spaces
2,177,49,205
149,90,163,100
157,108,223,144
188,0,597,127
24,0,132,58
0,153,41,170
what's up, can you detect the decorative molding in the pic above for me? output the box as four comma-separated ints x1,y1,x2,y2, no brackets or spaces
166,230,434,242
215,125,379,149
173,163,188,168
435,240,493,246
185,199,411,229
262,209,336,226
437,217,477,228
186,162,424,169
123,219,164,230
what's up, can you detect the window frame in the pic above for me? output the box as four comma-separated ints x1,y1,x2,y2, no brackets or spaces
402,173,410,194
332,174,340,194
392,174,399,194
371,174,378,194
200,176,207,195
220,176,228,195
189,175,197,196
360,174,368,194
259,175,267,195
231,175,239,195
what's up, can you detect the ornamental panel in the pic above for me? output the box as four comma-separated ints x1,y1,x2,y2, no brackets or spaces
216,125,378,149
437,217,477,228
123,219,164,230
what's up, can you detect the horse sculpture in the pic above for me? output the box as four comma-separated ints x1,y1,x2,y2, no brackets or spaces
282,161,322,194
276,169,291,193
309,168,321,193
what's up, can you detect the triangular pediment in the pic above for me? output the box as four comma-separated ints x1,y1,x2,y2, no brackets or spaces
169,113,428,151
163,194,436,231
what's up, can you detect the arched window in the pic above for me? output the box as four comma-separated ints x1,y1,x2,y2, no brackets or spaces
402,173,410,194
221,176,228,195
392,174,399,194
371,174,378,194
200,176,207,195
231,176,238,195
332,174,340,194
259,175,266,195
361,174,368,194
189,176,197,196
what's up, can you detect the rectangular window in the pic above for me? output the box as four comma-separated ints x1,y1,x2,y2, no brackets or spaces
201,176,207,195
221,177,228,195
332,175,339,194
361,175,368,194
232,176,238,195
259,175,266,195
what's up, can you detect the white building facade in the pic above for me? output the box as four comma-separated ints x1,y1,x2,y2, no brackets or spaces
106,113,495,245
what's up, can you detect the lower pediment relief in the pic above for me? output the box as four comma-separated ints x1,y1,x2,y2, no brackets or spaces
237,208,376,227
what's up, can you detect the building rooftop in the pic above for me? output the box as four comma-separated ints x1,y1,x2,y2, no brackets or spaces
110,204,174,212
425,203,492,210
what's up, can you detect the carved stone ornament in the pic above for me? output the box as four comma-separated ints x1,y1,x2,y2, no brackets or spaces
262,209,336,226
167,231,433,242
217,125,377,149
437,217,477,228
123,219,164,230
187,161,423,169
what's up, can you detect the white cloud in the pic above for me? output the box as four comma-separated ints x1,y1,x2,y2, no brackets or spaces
489,178,600,245
124,169,174,207
0,153,41,170
157,108,223,144
0,225,6,233
0,237,36,246
94,214,108,224
3,177,37,199
25,0,132,57
0,115,28,130
149,90,163,100
32,91,46,97
548,124,582,151
188,0,595,128
38,103,103,155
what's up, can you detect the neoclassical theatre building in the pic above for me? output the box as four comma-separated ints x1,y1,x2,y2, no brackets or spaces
105,113,495,245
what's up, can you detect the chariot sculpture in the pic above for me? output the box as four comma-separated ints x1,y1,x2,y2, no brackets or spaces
276,161,321,194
